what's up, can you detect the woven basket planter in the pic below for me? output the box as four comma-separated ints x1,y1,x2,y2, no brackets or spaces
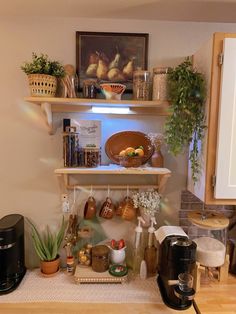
28,74,57,97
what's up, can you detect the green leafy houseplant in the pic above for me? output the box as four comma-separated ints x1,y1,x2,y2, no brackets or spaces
21,53,65,77
28,216,66,262
165,58,206,182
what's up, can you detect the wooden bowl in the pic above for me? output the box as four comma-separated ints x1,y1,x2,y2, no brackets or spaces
105,131,154,165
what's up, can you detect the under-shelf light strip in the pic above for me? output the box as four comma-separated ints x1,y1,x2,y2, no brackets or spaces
91,106,130,114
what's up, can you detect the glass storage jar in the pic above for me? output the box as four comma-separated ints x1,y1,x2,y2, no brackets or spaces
63,126,79,167
187,210,229,268
133,70,151,100
152,67,169,101
83,79,97,99
83,146,101,168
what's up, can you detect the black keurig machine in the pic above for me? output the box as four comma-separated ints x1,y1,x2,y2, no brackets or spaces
156,226,196,311
0,214,26,294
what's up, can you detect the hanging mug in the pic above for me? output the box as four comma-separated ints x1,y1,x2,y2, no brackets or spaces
99,197,115,219
84,196,96,219
118,196,136,221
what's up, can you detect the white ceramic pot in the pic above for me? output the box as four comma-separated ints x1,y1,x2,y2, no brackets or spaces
110,247,126,264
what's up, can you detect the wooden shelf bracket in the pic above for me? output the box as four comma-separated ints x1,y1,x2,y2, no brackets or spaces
41,102,53,134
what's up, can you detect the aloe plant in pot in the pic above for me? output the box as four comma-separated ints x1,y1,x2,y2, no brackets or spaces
28,216,66,275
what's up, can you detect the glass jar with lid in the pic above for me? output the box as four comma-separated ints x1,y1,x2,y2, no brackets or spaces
133,70,151,101
187,210,229,270
63,126,79,167
152,67,169,101
83,146,101,168
83,79,97,99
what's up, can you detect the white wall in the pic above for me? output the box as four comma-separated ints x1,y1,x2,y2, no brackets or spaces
1,16,236,267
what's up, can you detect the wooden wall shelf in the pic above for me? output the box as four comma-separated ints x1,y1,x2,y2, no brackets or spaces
55,164,171,194
24,97,170,134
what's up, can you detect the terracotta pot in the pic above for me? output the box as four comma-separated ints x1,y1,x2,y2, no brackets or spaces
40,256,60,275
151,147,163,168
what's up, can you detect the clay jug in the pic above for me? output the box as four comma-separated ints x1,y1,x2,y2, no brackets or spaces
151,146,164,168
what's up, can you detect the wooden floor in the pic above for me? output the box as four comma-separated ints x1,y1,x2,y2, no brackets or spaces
0,274,236,314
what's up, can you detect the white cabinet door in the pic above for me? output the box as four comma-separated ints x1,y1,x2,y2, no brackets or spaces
215,38,236,198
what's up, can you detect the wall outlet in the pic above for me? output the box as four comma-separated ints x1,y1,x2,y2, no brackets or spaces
61,194,70,213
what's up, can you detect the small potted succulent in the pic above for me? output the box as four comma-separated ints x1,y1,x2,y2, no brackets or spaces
21,53,65,97
28,216,66,275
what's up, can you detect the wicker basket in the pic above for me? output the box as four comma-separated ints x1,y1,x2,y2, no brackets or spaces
28,74,57,97
118,155,143,168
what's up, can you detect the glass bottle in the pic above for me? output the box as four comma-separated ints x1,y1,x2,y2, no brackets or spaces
152,67,169,101
133,70,151,101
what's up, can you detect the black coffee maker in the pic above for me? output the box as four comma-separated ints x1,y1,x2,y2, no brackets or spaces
156,226,196,310
0,214,26,294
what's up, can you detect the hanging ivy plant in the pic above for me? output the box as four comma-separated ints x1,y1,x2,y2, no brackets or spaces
165,58,206,183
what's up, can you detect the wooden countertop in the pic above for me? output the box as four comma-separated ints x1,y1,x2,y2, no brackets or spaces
0,302,195,314
1,274,236,314
194,273,236,313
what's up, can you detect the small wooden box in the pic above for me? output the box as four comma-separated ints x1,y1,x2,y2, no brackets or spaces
74,265,128,284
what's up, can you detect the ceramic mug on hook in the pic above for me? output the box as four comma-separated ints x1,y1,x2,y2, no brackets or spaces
117,196,136,221
99,197,115,219
84,196,96,219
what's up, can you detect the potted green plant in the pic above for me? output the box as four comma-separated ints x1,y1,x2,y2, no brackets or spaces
165,58,206,183
21,53,65,97
28,216,66,275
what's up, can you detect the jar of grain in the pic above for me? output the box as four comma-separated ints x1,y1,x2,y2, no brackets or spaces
83,146,101,168
133,70,151,100
92,245,110,272
152,67,169,101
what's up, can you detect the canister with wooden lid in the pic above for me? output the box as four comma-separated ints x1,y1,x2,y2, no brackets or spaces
92,245,110,272
187,210,229,268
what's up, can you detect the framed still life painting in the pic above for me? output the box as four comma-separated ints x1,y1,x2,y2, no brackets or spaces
76,31,149,92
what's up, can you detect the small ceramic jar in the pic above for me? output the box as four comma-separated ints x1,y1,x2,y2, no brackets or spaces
110,247,126,265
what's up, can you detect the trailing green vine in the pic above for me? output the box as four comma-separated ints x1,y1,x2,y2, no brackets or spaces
165,58,206,183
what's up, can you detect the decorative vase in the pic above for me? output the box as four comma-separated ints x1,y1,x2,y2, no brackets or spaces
40,255,60,275
151,146,164,168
